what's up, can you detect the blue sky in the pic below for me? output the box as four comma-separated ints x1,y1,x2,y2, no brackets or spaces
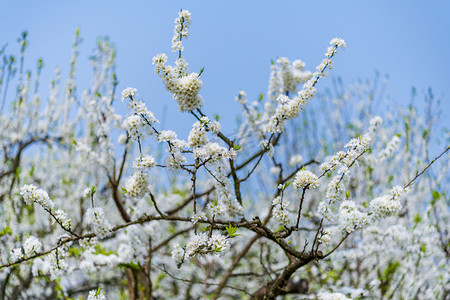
2,1,449,140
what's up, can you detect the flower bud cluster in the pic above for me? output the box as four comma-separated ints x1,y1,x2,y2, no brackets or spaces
259,139,274,157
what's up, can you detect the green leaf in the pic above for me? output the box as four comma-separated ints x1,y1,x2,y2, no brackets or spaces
0,226,13,237
258,93,264,102
233,144,241,151
226,223,241,238
121,187,127,194
413,213,422,225
420,243,426,253
68,247,82,257
200,226,210,232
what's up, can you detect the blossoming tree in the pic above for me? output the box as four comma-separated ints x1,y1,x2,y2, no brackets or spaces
0,10,448,300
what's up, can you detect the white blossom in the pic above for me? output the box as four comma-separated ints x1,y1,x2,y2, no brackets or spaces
293,170,319,189
121,87,137,101
133,155,156,169
191,211,207,224
86,207,112,238
20,184,55,210
23,236,42,256
87,289,106,300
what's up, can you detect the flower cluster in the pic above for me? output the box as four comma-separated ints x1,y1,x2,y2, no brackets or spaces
10,248,23,262
320,134,372,173
182,232,231,261
188,118,209,148
208,233,231,257
209,162,243,217
267,57,312,101
190,211,207,224
124,172,148,198
120,87,159,140
325,175,345,205
157,130,188,170
87,289,106,300
171,9,192,52
272,196,292,227
153,55,203,112
20,184,55,210
378,135,401,160
207,199,226,216
289,154,303,166
264,38,346,133
193,142,235,162
86,207,112,238
121,87,137,101
172,243,185,267
368,115,383,134
318,291,351,300
53,209,72,229
293,169,319,189
369,185,405,218
23,236,42,256
338,200,369,233
133,155,156,169
127,99,159,125
123,114,146,140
